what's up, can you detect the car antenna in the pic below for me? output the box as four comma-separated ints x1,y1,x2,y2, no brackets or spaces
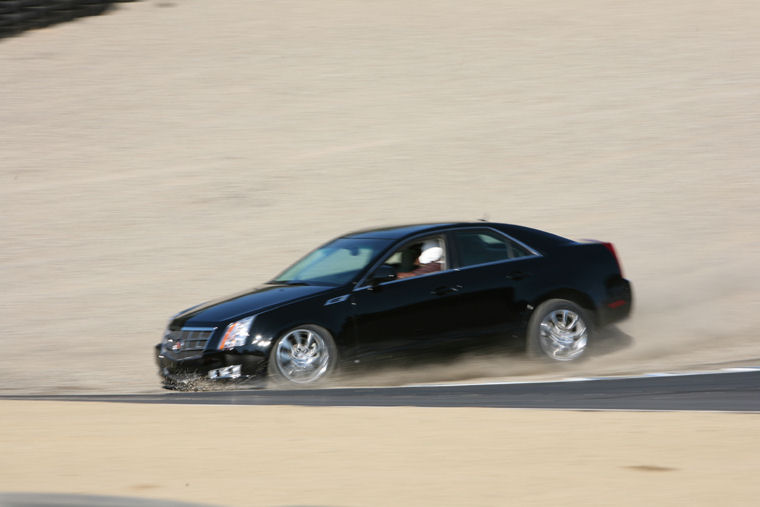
478,212,490,222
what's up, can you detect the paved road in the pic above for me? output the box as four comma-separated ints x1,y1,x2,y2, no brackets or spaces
4,370,759,411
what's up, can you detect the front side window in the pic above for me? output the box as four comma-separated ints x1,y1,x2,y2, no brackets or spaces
453,229,533,268
273,238,391,286
378,235,447,280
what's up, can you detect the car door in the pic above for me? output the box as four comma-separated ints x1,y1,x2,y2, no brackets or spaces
445,228,543,352
349,235,462,361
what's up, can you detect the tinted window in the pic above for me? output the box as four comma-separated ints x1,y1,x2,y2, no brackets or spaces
453,230,533,267
273,238,391,286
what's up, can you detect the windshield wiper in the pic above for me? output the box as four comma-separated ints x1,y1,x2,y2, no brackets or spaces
270,280,311,286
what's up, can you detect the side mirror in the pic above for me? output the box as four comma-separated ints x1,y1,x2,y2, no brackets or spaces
370,265,397,285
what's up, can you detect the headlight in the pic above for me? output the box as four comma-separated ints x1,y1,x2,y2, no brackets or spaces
219,316,255,350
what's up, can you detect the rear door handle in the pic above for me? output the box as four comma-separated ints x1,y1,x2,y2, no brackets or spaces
505,271,531,281
431,285,461,296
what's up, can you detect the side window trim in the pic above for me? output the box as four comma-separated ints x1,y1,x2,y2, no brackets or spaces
353,226,542,288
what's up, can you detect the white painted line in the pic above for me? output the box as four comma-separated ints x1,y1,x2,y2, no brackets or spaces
492,407,760,414
721,367,760,373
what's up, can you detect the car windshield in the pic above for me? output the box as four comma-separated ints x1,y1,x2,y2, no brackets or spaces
272,237,391,286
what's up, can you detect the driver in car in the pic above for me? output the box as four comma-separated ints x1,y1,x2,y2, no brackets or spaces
397,239,443,279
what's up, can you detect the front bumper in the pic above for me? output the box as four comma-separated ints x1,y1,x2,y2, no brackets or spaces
155,345,268,389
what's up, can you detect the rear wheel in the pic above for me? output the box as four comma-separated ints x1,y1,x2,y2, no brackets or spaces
527,299,591,361
268,325,337,386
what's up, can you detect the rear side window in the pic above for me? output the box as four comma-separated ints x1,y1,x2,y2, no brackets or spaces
453,229,533,267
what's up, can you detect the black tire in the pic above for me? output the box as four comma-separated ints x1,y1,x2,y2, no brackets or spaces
72,3,110,17
48,9,76,22
48,0,75,9
0,5,20,16
0,28,18,38
21,6,50,27
2,11,31,23
527,299,592,362
18,0,46,7
268,324,338,387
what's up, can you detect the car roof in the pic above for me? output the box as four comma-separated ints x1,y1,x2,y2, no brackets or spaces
344,222,476,240
343,222,573,251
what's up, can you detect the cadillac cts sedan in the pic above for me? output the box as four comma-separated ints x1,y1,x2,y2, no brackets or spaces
155,222,632,388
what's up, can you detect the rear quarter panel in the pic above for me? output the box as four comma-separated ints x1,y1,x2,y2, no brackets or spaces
523,242,632,327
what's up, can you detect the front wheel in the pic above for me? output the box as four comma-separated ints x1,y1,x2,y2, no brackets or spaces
527,299,592,361
268,325,337,386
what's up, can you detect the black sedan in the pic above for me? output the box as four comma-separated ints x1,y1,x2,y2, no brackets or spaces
155,222,632,387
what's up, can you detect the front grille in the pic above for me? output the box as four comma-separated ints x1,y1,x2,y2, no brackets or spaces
162,327,216,360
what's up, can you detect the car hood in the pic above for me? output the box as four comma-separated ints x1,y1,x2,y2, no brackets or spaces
171,284,335,327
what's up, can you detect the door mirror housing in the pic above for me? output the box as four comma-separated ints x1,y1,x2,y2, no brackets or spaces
370,265,397,285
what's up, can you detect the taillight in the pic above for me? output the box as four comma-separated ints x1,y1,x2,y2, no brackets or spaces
602,242,623,276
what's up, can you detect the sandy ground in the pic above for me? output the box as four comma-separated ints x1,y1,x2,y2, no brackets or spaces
0,401,758,506
2,2,760,506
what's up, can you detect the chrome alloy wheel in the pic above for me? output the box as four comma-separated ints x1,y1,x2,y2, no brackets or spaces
274,328,330,383
538,309,588,361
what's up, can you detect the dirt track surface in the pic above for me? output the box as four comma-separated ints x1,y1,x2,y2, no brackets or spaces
0,401,758,507
1,1,760,393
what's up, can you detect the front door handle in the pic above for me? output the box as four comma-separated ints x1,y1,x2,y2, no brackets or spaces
431,285,461,296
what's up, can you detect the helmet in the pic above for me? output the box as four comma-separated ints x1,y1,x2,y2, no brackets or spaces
419,239,443,264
